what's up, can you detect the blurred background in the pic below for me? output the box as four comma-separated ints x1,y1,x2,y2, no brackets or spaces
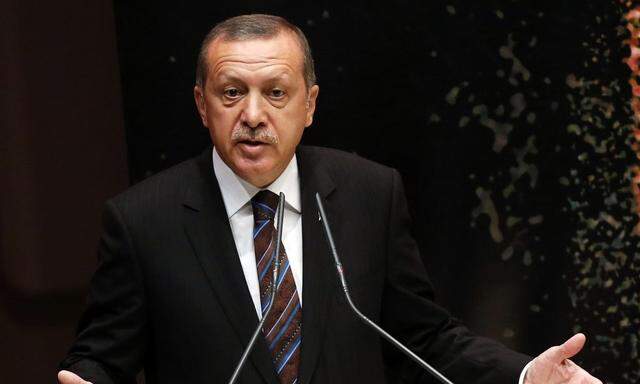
2,0,639,382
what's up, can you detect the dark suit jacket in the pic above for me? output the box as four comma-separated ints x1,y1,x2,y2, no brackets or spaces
60,146,530,384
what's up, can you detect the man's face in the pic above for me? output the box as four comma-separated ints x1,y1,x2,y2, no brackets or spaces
194,32,319,187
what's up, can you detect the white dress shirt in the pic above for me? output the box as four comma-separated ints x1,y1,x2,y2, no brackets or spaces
212,148,303,320
212,148,530,382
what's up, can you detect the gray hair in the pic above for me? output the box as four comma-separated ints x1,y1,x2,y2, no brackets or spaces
195,14,316,89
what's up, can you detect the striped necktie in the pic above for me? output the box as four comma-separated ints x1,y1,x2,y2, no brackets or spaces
251,190,302,384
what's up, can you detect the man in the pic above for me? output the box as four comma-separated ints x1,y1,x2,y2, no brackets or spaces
59,14,602,384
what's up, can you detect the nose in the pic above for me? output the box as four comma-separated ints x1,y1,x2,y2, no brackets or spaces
240,91,267,129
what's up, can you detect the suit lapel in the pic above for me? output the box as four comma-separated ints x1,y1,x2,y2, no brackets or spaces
296,148,337,384
182,149,279,384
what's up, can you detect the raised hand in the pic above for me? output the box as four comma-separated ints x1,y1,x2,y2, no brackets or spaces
57,370,92,384
524,333,602,384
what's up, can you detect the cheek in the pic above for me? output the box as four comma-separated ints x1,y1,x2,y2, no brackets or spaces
208,106,238,141
273,106,307,143
274,118,304,148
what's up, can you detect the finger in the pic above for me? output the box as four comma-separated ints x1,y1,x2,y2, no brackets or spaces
58,370,92,384
571,369,602,384
549,333,586,363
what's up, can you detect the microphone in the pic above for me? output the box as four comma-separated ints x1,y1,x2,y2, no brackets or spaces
314,193,455,384
227,192,286,384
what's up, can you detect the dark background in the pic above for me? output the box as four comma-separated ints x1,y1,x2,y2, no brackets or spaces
2,0,639,383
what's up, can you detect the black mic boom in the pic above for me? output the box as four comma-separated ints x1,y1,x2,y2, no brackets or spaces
227,192,286,384
314,193,455,384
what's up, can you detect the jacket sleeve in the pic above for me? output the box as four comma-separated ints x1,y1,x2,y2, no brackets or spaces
381,169,531,384
59,199,146,384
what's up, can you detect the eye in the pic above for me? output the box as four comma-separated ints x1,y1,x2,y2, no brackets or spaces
270,88,286,99
223,88,242,99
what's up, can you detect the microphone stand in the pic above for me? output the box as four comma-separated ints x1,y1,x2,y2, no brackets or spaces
315,193,455,384
227,192,286,384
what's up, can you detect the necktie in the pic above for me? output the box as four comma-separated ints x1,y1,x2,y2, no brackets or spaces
251,190,302,384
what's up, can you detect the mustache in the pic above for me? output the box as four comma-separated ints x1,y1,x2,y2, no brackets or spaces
231,125,279,144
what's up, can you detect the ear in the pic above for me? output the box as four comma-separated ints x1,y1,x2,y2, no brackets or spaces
194,85,209,127
304,84,319,127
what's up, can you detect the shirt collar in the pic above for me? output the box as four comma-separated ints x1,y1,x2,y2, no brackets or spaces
212,147,301,218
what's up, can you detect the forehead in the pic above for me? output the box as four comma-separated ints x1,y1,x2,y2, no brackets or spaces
206,32,305,78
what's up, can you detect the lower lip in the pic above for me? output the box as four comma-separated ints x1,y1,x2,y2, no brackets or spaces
237,142,268,156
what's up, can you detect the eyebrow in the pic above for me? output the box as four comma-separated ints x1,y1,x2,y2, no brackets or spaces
215,71,293,84
267,72,292,83
216,73,242,84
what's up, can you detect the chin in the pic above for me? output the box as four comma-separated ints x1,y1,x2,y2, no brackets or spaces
233,160,277,187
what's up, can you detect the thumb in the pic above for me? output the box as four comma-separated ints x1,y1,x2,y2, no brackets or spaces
58,370,92,384
549,333,586,363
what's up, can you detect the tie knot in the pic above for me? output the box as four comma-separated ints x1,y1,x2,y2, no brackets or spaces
251,190,279,220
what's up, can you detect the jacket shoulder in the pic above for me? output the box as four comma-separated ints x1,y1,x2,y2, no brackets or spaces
298,145,396,185
108,151,205,213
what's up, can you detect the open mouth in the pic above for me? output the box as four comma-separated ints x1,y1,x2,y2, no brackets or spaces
238,140,265,147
